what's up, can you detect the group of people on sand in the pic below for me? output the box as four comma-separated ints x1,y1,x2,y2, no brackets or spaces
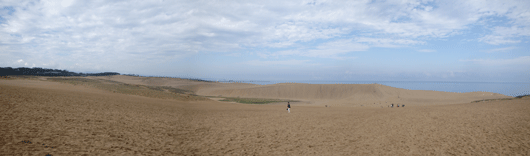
287,102,405,112
389,103,405,108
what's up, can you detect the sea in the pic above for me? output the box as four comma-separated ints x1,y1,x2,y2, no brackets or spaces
213,80,530,97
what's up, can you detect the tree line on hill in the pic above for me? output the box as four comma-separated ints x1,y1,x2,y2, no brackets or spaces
0,67,212,82
0,67,120,77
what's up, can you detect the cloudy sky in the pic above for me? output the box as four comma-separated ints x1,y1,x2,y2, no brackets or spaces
1,0,529,82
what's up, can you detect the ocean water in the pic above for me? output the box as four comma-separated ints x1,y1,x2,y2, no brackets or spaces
228,80,530,97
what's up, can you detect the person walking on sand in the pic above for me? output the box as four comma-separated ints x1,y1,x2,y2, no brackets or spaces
287,102,291,113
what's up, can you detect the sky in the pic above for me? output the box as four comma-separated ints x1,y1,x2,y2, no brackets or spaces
1,0,529,82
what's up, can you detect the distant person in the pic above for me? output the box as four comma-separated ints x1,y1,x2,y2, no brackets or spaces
287,102,291,113
402,104,405,107
391,104,394,108
397,105,399,108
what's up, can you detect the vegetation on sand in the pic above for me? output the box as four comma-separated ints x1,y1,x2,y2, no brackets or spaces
218,97,298,104
471,94,529,103
46,77,207,101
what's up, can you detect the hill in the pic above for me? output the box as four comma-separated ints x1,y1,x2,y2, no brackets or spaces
90,75,511,107
0,67,119,77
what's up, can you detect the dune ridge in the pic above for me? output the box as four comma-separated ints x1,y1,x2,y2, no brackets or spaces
197,83,510,106
83,75,511,107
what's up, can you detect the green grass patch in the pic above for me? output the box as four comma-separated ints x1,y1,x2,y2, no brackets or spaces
218,97,298,104
515,94,530,99
471,97,522,103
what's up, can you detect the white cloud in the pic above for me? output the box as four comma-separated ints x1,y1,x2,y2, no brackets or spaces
356,37,423,48
479,26,530,45
258,39,367,59
479,35,521,45
460,56,530,66
313,39,369,55
244,59,311,66
417,49,436,53
61,0,74,8
470,0,530,45
485,47,516,53
226,53,241,57
0,0,529,74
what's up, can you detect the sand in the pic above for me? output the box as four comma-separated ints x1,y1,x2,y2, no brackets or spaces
1,77,529,155
90,75,511,107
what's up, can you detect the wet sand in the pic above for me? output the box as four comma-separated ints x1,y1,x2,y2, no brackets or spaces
1,79,529,155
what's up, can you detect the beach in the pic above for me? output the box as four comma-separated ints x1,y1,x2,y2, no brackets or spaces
1,76,529,155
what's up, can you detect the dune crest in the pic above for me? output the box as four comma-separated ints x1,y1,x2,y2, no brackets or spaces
91,76,511,106
196,83,510,106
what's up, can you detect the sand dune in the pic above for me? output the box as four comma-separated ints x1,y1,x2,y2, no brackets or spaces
87,75,220,89
88,76,511,107
197,83,510,106
1,78,529,155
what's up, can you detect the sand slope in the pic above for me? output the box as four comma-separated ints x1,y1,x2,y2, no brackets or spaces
197,83,510,106
87,76,510,107
1,79,529,155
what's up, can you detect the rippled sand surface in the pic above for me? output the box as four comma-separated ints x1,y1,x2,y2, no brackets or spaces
1,79,529,155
